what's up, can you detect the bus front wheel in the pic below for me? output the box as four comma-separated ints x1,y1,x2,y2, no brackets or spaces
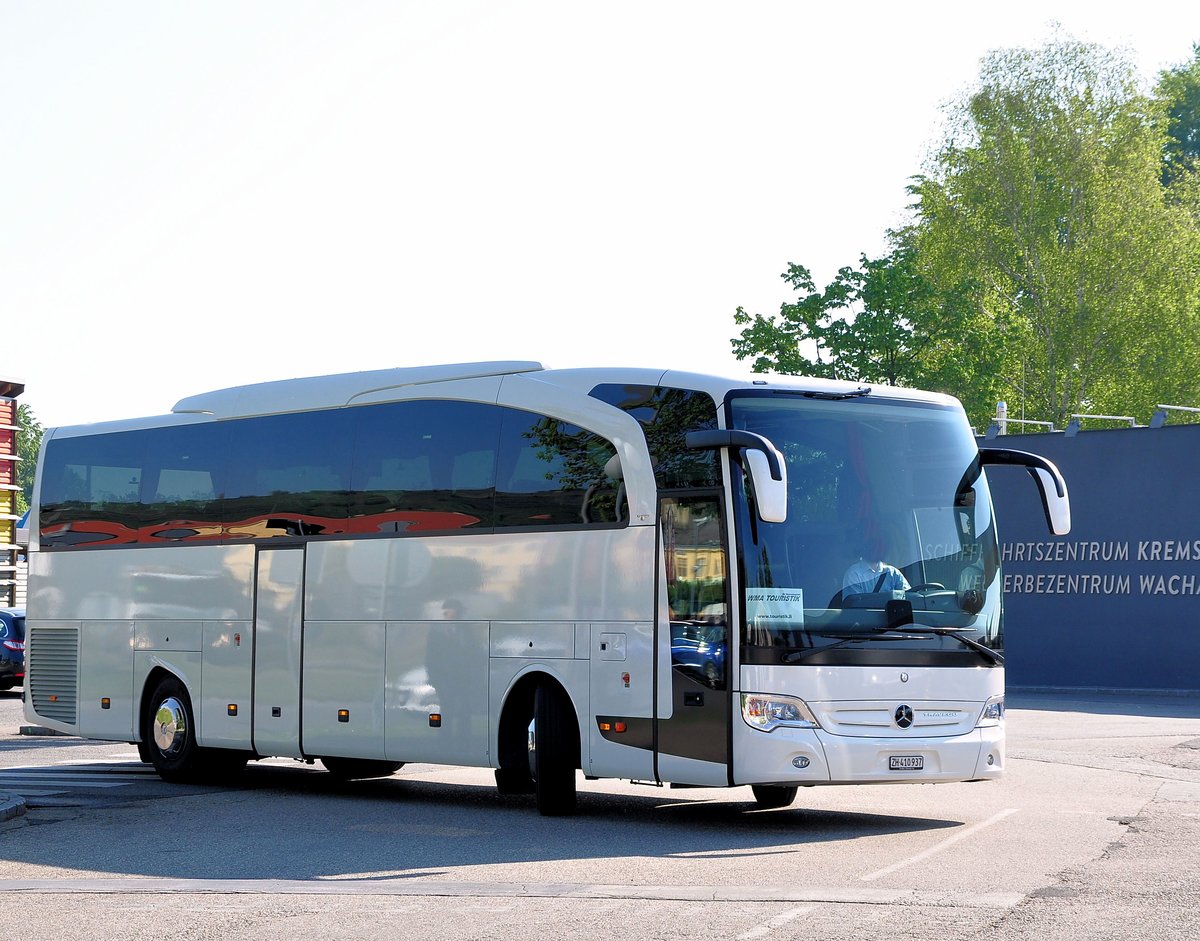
528,683,579,816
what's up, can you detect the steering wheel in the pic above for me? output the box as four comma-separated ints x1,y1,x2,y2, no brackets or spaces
907,583,946,592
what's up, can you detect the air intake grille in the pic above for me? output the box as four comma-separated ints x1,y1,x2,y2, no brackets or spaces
28,625,80,725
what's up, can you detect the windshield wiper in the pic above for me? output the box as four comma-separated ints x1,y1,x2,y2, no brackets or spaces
881,625,1005,666
797,386,872,400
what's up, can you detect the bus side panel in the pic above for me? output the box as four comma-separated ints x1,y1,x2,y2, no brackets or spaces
488,657,590,766
251,548,304,759
305,530,654,627
303,621,387,760
78,620,135,740
198,620,254,749
132,649,202,730
386,619,490,765
30,545,255,623
587,620,655,780
32,546,254,623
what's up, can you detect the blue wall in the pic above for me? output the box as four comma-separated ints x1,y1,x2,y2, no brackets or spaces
986,424,1200,693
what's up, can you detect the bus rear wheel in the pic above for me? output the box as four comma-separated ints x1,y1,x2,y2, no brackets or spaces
528,683,578,816
144,676,248,782
750,784,798,809
321,757,404,780
145,676,203,783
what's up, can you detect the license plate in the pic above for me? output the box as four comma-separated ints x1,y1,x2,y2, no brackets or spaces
889,755,924,771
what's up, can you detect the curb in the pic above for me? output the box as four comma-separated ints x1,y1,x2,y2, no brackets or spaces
18,725,71,737
0,792,26,822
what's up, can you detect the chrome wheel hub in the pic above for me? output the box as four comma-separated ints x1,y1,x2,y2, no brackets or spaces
153,696,188,756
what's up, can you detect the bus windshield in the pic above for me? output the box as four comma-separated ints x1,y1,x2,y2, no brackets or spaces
728,393,1002,665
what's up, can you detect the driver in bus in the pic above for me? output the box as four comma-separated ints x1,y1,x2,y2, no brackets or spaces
842,534,911,596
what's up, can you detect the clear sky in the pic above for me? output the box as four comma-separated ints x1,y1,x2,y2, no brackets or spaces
3,2,1196,429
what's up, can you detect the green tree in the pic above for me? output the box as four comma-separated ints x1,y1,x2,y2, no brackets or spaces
732,245,1006,420
1157,42,1200,186
912,36,1200,427
16,403,42,516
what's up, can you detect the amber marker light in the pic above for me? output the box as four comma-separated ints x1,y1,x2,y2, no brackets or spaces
337,709,350,723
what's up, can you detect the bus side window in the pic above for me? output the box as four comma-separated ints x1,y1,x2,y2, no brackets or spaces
40,431,146,546
495,410,622,528
139,422,228,543
225,410,354,537
350,400,499,532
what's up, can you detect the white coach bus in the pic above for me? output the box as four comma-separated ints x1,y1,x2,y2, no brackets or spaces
24,362,1069,815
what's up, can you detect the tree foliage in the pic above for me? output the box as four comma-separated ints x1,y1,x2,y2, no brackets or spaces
911,37,1200,427
732,244,1010,421
732,36,1200,429
16,403,43,516
1157,42,1200,186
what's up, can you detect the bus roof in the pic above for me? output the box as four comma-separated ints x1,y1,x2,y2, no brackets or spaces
46,361,961,436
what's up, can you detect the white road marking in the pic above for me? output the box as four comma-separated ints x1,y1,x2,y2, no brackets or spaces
861,808,1019,882
737,906,812,939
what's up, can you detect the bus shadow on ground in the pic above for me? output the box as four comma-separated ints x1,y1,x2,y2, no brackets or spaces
3,759,965,882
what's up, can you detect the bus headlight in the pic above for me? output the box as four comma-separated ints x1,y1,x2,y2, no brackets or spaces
976,695,1005,728
741,693,820,732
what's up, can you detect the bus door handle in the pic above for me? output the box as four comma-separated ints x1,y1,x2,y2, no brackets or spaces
684,692,704,706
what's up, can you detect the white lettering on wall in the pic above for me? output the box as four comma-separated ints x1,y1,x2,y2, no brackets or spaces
1002,536,1198,597
1003,574,1132,595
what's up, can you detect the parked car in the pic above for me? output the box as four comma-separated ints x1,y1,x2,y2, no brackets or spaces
0,607,25,691
670,621,726,688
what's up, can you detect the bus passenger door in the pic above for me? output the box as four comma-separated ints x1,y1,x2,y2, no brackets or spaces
656,494,731,786
252,546,305,759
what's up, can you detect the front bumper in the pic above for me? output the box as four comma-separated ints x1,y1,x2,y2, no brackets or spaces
733,721,1004,786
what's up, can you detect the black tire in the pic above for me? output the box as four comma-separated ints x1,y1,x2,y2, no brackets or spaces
321,757,404,780
751,784,798,809
495,687,536,795
204,748,251,781
529,683,578,816
495,766,535,795
143,676,249,783
144,676,203,782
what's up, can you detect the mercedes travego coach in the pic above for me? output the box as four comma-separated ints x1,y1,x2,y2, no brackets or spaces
24,362,1069,815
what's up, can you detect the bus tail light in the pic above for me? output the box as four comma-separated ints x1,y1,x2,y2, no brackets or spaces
741,693,820,733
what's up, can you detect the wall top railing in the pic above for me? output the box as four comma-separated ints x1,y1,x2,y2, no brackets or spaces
984,418,1055,438
987,402,1200,436
1150,404,1200,428
1065,413,1138,435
